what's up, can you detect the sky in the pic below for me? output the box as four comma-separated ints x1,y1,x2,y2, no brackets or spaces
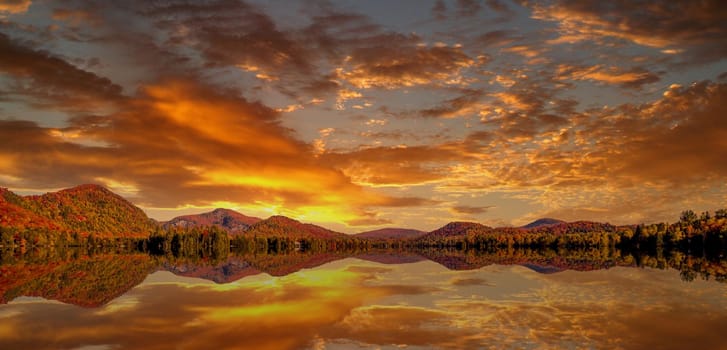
0,0,725,233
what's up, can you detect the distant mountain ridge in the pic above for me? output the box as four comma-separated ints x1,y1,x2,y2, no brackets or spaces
354,228,426,240
246,215,345,239
522,218,565,229
419,222,492,240
163,208,261,235
1,184,625,242
162,257,261,283
0,185,347,240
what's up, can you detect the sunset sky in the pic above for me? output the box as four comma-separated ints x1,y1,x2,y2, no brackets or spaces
0,0,725,232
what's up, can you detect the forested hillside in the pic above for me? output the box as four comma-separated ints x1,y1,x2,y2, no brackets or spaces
1,184,156,245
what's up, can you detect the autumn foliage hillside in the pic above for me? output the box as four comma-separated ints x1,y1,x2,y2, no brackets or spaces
246,215,346,239
421,222,493,239
354,228,426,240
0,184,156,238
163,208,261,235
0,252,157,307
522,218,565,229
0,189,63,230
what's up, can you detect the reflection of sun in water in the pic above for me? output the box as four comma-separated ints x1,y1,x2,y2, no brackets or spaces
189,267,372,324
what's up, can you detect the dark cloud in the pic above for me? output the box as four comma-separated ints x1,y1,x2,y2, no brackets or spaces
300,77,340,96
432,0,447,20
557,64,660,89
0,32,124,110
420,90,484,118
456,0,482,17
451,205,493,215
339,34,476,89
486,0,512,14
302,9,382,56
142,0,314,76
531,0,727,63
476,30,519,47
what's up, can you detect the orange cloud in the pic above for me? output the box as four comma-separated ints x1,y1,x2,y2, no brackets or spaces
51,8,102,27
420,90,485,118
0,0,30,15
531,1,727,63
557,64,659,89
483,82,726,224
0,33,123,111
502,45,541,58
321,145,471,187
339,38,475,89
0,79,436,226
450,205,492,215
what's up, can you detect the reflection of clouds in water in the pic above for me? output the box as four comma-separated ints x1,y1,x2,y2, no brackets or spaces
1,261,726,350
93,296,140,316
322,305,470,348
0,266,387,350
326,263,727,349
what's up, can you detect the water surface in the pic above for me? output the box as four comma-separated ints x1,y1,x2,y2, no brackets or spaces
1,251,726,349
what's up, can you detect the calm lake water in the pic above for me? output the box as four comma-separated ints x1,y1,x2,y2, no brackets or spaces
1,251,726,350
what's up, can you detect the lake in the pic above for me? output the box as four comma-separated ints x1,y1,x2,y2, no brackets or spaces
1,249,726,349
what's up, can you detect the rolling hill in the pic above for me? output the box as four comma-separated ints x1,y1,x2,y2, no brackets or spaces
354,228,426,240
163,208,261,235
0,188,64,231
246,215,346,239
0,184,156,237
522,218,565,229
419,221,492,240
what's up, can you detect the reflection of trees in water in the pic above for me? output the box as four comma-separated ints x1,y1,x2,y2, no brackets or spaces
1,243,725,307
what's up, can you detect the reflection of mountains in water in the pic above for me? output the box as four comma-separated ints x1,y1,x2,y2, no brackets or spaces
415,248,621,272
0,253,157,307
162,257,261,283
1,248,725,307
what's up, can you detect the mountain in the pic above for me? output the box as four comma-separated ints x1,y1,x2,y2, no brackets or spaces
522,218,565,229
246,215,346,239
527,221,618,235
354,228,426,240
0,188,64,231
0,184,156,237
419,221,492,240
163,208,261,235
